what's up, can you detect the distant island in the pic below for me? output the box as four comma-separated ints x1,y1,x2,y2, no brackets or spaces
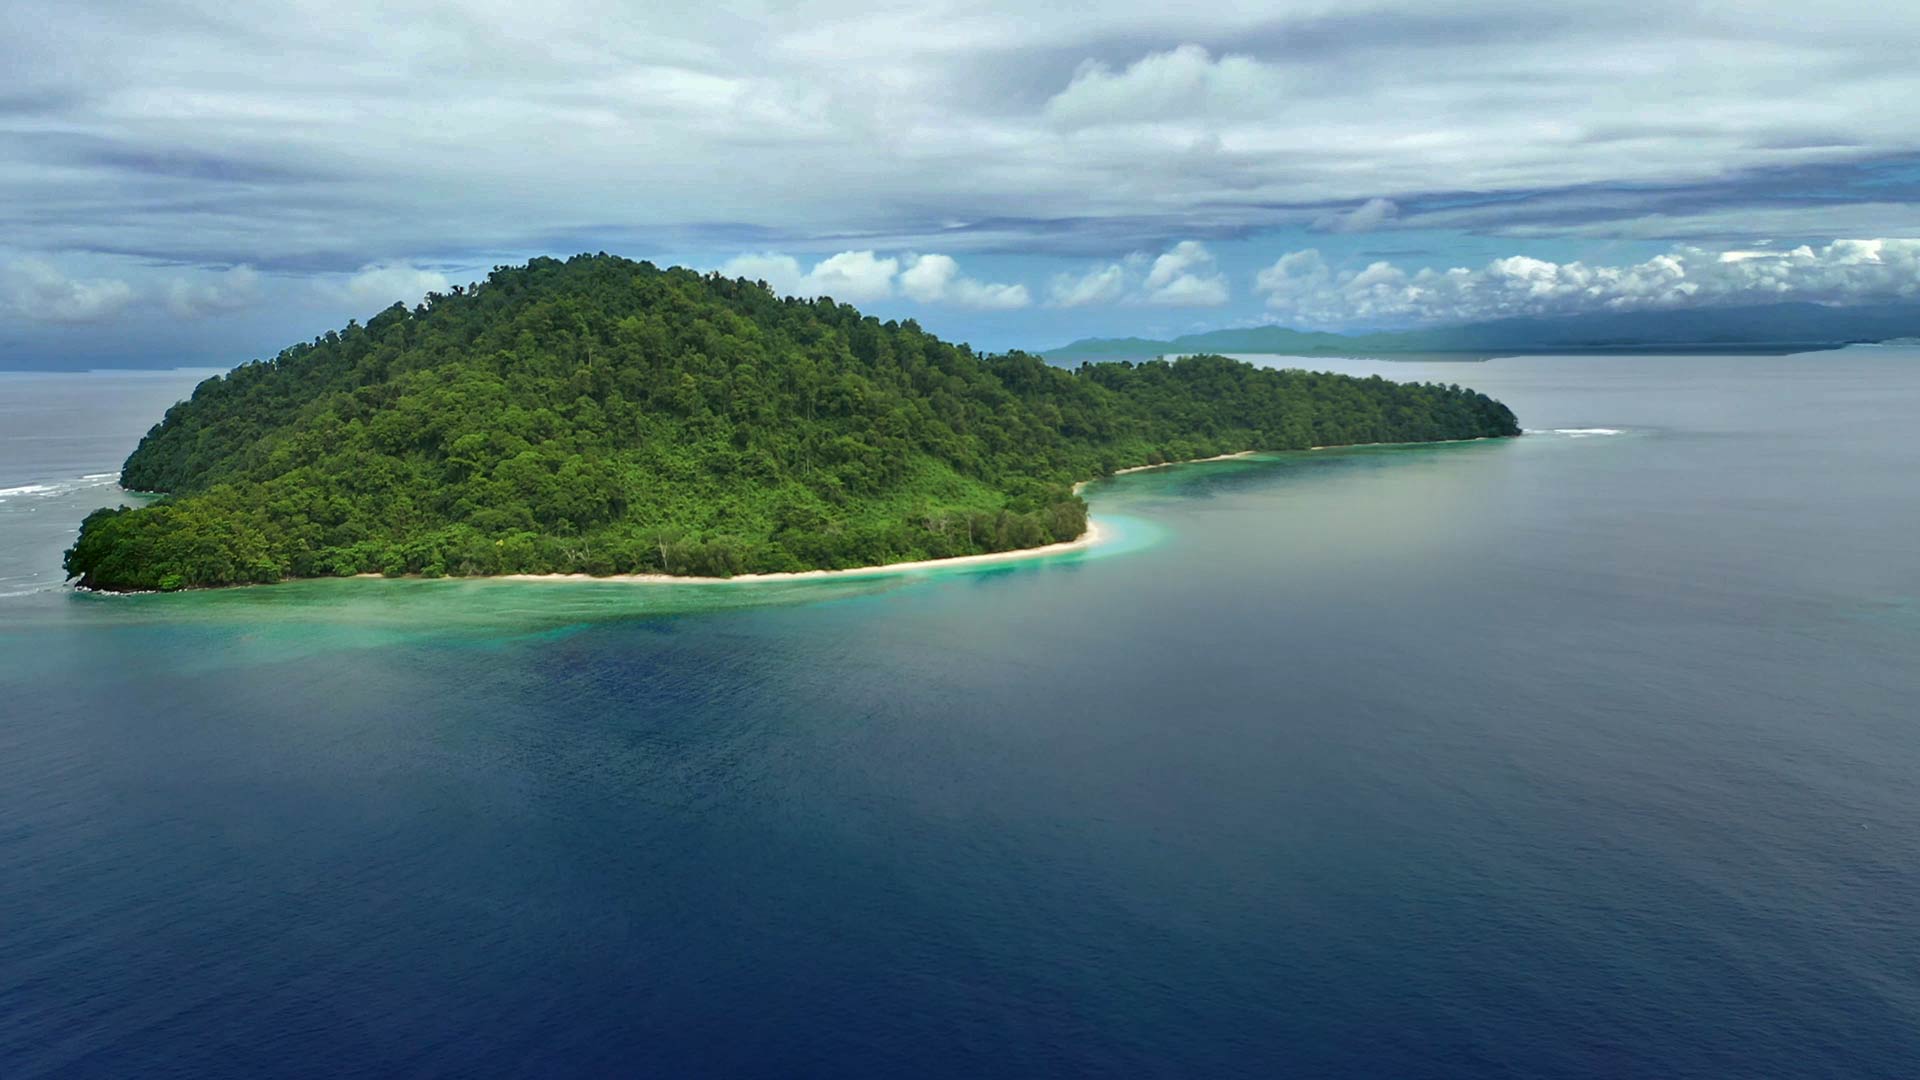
65,255,1519,591
1044,302,1920,363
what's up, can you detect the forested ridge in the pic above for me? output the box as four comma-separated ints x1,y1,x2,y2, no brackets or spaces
66,254,1520,590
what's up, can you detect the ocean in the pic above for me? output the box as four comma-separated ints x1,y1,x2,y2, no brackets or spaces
2,352,1917,1077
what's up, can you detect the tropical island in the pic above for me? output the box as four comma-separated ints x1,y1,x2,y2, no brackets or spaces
65,254,1520,591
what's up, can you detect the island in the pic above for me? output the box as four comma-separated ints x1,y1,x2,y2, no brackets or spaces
64,255,1521,591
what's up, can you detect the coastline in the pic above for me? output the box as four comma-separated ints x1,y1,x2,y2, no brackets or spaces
500,448,1272,587
1103,450,1258,479
106,437,1503,593
490,516,1110,586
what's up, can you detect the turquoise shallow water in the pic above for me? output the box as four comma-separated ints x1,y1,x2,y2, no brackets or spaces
3,354,1919,1077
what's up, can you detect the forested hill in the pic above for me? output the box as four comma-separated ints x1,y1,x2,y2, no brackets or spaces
66,254,1520,591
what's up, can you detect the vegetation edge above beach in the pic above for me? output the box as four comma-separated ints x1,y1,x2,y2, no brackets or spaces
64,254,1520,591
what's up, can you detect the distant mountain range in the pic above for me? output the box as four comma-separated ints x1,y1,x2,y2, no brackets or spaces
1041,302,1920,363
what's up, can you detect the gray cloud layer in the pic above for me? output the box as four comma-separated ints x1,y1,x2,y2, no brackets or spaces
5,1,1920,343
8,1,1920,268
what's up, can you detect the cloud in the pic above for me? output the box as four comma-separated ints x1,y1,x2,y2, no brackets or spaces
1,259,137,323
1042,242,1229,307
1463,200,1920,245
1313,198,1400,234
1044,44,1280,128
798,250,900,302
10,2,1920,362
332,263,453,311
1142,240,1229,306
1047,264,1128,307
8,4,1920,274
716,253,811,295
719,250,898,302
165,264,260,318
719,249,1026,307
1254,238,1920,326
898,254,1030,308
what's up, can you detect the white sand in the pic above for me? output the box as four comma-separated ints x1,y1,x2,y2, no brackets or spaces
1105,450,1257,476
364,440,1503,588
496,449,1293,586
495,517,1111,586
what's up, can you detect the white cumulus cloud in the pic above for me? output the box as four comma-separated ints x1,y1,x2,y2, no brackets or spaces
1143,240,1229,307
332,263,453,311
1044,242,1229,308
719,250,899,303
1254,238,1920,326
799,250,901,302
1047,264,1129,307
721,250,1026,307
899,254,1030,309
1,259,137,323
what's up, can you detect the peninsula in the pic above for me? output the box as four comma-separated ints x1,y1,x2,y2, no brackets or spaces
65,255,1520,591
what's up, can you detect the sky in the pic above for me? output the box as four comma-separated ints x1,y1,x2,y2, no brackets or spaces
5,0,1920,367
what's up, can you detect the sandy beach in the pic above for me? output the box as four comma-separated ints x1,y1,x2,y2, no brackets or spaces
496,449,1286,586
326,442,1496,591
495,516,1111,586
1105,450,1257,476
413,442,1484,589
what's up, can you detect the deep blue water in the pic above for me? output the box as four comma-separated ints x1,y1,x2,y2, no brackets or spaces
3,354,1918,1077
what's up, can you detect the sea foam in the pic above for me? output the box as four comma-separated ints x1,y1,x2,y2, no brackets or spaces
1524,427,1625,438
0,474,122,502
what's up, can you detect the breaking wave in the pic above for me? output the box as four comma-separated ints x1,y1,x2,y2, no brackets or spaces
0,484,60,499
0,473,122,502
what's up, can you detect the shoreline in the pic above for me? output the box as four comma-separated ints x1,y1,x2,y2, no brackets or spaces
497,448,1282,587
1102,450,1258,479
486,516,1111,587
470,451,1288,587
98,436,1506,593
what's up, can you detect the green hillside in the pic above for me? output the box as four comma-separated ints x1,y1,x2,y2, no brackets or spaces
66,255,1520,590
